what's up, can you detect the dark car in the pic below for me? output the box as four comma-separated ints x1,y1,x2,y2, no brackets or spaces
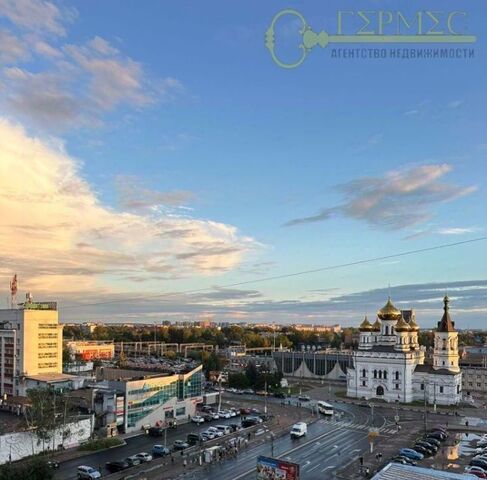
240,408,251,415
229,423,241,432
431,429,448,438
242,418,260,428
148,426,164,437
105,461,129,473
187,433,203,446
413,445,431,456
416,441,438,452
424,437,441,447
427,431,446,441
173,440,190,451
201,413,213,422
46,461,60,469
391,456,416,466
471,459,487,469
273,392,286,399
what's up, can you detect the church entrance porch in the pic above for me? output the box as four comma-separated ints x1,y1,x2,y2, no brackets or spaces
376,385,384,396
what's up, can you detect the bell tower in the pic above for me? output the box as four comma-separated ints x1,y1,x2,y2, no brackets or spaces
433,296,459,373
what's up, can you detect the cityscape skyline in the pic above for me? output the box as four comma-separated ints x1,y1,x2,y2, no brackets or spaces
0,1,486,328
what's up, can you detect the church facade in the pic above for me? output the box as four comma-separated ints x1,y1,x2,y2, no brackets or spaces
346,296,462,406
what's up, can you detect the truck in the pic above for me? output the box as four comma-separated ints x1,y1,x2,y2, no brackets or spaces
290,422,307,438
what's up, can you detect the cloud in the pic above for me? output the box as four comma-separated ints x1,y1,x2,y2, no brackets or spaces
448,100,463,109
284,164,477,230
0,119,257,294
0,0,71,36
437,227,479,235
115,175,195,211
0,29,29,62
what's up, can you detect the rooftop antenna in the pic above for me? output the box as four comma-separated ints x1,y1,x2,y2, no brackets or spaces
9,274,18,309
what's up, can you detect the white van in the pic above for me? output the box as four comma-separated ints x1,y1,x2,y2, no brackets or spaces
290,422,307,438
215,425,232,435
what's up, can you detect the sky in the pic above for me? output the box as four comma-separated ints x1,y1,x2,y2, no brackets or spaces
0,0,486,328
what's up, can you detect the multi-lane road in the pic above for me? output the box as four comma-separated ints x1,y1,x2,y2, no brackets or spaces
53,395,420,480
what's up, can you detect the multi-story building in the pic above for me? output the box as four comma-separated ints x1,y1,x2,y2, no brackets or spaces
0,298,63,397
96,365,203,433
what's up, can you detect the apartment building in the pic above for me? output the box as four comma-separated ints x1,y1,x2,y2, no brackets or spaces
0,299,63,397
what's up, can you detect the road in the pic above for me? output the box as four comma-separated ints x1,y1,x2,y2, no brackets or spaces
54,395,421,480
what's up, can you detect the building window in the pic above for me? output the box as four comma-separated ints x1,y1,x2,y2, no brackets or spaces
378,370,382,379
439,386,444,393
395,371,399,380
383,371,388,380
395,384,399,390
420,384,424,391
175,407,186,416
374,370,377,379
457,385,460,394
362,381,366,387
362,369,366,378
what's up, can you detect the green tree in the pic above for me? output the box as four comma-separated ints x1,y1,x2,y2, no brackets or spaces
245,362,258,387
228,373,250,389
0,457,54,480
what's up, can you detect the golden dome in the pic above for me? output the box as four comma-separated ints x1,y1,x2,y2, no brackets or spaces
377,297,402,321
359,315,373,331
395,316,411,332
408,316,420,331
371,318,381,331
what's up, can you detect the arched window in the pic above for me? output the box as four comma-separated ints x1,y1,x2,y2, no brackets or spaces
374,370,377,379
362,369,366,378
395,371,399,380
378,370,382,379
385,326,389,335
383,371,388,380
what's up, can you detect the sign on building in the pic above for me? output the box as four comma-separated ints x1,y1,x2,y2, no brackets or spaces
257,456,300,480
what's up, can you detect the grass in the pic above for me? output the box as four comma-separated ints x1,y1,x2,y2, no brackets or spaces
78,437,123,451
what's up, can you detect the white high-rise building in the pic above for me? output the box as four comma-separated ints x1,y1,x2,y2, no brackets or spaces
347,296,462,406
0,297,63,397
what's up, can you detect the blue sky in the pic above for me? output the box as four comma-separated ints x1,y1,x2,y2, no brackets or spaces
0,0,486,327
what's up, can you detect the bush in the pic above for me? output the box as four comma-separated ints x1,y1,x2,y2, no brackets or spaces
0,457,54,480
78,437,123,451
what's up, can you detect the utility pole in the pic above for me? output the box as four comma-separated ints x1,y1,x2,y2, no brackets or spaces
264,378,268,415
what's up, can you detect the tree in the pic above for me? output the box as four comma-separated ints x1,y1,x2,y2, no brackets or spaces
0,457,54,480
228,373,250,389
245,362,258,387
62,345,73,364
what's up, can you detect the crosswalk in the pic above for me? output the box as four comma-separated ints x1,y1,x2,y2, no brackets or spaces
318,419,398,435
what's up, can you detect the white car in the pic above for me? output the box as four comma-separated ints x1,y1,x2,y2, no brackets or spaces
191,415,205,424
135,452,153,463
209,412,219,420
202,430,216,439
465,466,487,475
207,427,224,437
228,409,237,417
77,466,101,479
218,410,231,419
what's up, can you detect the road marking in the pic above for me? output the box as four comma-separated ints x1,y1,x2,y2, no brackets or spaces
322,465,336,472
307,463,321,472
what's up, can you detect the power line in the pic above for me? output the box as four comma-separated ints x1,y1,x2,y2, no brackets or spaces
61,235,487,310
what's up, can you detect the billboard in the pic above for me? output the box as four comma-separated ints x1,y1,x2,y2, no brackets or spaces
256,456,299,480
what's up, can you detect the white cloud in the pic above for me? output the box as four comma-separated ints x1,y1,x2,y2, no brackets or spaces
437,227,479,235
285,164,477,229
0,119,257,295
0,29,29,62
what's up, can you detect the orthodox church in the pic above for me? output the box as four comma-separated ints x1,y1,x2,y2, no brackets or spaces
347,296,462,405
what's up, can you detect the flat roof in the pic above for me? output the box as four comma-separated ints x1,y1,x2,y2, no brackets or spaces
26,373,77,383
372,463,476,479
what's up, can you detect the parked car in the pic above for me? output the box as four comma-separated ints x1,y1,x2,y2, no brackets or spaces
465,466,487,478
229,423,242,432
201,405,213,413
242,418,260,428
243,389,254,394
240,408,251,415
415,441,438,453
426,431,446,441
413,445,432,456
105,461,129,473
148,426,165,437
470,459,487,470
298,395,310,402
173,440,190,450
215,425,232,435
218,410,232,419
187,433,205,445
206,427,224,437
125,456,142,467
201,413,213,422
391,455,416,466
135,452,153,463
274,392,286,399
228,409,237,417
202,430,216,440
399,448,424,461
77,466,102,479
152,445,171,457
424,437,441,448
191,415,205,424
46,461,60,469
475,447,487,455
209,412,220,420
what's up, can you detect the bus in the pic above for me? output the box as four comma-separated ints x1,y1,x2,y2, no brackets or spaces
317,401,334,416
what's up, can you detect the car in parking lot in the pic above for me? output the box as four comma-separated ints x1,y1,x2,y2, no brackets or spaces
215,425,232,435
229,423,242,432
427,431,446,441
413,445,432,456
391,455,416,466
399,448,424,461
298,395,310,402
424,436,441,448
274,392,286,399
242,417,260,428
465,466,487,478
470,458,487,470
152,445,171,457
173,440,190,450
218,410,232,419
202,430,217,439
415,441,438,453
77,466,101,479
201,413,213,422
191,415,205,424
208,411,220,420
135,452,153,463
105,461,129,473
206,426,224,437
